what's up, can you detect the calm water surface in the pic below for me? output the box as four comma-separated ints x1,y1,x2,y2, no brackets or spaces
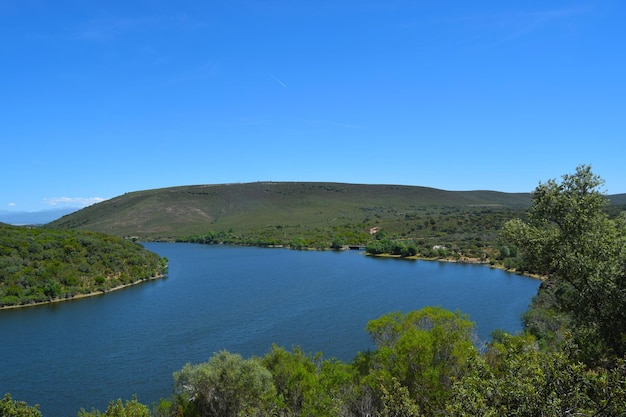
0,243,540,417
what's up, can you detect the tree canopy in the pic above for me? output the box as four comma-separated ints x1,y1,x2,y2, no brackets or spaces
502,165,626,362
0,224,167,308
173,351,276,417
0,393,42,417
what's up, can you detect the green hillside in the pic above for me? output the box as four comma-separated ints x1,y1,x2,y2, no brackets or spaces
46,182,626,259
47,182,533,255
609,193,626,205
47,182,530,232
0,223,167,308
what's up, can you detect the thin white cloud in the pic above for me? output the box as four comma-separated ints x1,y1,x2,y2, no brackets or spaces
7,202,16,207
44,197,106,207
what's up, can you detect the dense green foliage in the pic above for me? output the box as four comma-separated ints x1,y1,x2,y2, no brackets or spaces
0,393,42,417
0,223,167,308
78,397,150,417
173,351,276,417
503,165,626,364
364,307,478,415
5,168,626,415
448,334,626,416
179,204,529,262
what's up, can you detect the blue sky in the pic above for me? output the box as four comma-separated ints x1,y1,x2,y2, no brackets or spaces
2,1,625,211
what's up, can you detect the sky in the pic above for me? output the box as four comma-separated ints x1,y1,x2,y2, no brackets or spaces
2,1,625,212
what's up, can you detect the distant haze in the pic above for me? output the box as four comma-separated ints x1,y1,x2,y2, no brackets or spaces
0,208,78,225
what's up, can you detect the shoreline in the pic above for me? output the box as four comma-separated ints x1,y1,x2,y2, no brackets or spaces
0,274,165,311
364,252,543,280
2,247,538,312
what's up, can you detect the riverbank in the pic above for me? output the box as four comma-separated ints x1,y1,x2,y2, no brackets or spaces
0,274,165,311
364,252,544,280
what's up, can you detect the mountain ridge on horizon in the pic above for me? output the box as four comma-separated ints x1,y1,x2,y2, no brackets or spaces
0,207,79,225
8,181,626,229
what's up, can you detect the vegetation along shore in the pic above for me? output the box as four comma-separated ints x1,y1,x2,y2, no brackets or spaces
0,224,167,309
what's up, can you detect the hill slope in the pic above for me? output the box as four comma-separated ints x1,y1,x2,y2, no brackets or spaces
0,223,167,308
609,193,626,205
48,182,532,241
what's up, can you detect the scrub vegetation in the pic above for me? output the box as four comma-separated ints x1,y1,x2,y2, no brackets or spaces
47,181,625,266
48,182,536,261
4,166,626,415
0,225,167,308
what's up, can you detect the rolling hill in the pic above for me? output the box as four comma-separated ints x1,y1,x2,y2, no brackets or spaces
47,182,533,242
609,193,626,205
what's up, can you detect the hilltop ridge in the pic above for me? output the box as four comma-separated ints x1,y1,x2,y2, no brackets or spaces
46,182,626,252
47,182,532,244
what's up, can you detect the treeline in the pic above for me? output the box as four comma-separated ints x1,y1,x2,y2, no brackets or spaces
177,206,528,263
0,224,167,308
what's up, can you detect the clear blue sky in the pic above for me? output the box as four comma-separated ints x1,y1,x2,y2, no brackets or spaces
2,1,625,212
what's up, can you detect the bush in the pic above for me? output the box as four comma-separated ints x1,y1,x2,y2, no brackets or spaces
173,351,276,417
0,393,42,417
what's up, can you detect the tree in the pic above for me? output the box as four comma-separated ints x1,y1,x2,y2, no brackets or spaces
261,345,320,416
330,237,345,250
502,165,626,361
448,333,626,416
261,345,353,417
77,397,150,417
365,239,392,255
380,378,420,417
0,393,42,417
173,350,276,417
365,307,478,415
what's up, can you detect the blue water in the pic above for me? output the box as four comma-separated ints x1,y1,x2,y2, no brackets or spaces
0,243,539,416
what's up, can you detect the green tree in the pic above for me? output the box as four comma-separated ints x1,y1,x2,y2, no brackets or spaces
0,393,42,417
390,241,410,256
380,378,421,417
365,239,392,255
330,237,345,250
77,397,150,417
173,350,276,417
498,245,510,259
365,307,478,415
448,333,626,416
502,165,626,361
261,345,352,417
261,345,319,416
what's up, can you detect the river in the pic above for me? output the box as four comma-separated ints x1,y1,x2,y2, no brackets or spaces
0,243,539,416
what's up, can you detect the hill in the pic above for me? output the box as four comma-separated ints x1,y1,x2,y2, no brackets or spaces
47,182,532,248
609,193,626,205
0,223,167,308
